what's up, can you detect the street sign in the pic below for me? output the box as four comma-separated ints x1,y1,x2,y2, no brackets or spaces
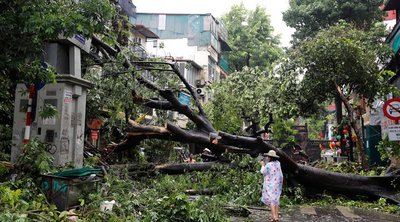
388,125,400,141
383,98,400,121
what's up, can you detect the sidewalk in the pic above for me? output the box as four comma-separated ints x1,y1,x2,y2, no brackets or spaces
230,205,400,222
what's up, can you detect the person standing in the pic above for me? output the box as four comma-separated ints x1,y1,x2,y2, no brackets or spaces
260,150,283,222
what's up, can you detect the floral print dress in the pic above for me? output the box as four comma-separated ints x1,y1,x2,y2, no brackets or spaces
260,161,283,206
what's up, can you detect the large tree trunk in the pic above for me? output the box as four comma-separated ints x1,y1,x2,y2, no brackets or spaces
91,38,400,204
335,84,368,169
106,121,400,204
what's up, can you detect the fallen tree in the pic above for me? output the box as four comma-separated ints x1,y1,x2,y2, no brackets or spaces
91,38,400,204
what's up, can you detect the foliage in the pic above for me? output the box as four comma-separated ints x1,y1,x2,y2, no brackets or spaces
313,160,387,176
77,171,229,221
0,0,115,162
222,3,283,71
0,74,15,125
0,0,114,88
205,66,299,134
84,56,184,145
84,154,102,167
140,194,227,222
0,124,12,161
307,113,330,139
17,139,53,175
140,139,180,164
377,136,400,161
0,0,114,78
205,67,269,134
280,22,394,117
283,0,385,43
38,103,59,120
0,178,60,222
271,119,298,147
2,155,400,221
85,58,137,123
281,185,306,206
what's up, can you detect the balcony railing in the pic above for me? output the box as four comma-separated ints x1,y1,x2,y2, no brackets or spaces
218,56,229,72
132,44,148,60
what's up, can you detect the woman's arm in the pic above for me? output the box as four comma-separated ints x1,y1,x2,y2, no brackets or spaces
260,161,269,175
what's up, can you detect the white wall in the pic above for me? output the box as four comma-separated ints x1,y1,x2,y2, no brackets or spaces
146,38,210,66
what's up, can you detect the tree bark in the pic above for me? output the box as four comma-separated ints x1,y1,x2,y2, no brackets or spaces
335,84,368,169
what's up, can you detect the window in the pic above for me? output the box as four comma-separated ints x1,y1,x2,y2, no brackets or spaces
158,14,166,30
208,58,216,82
19,99,28,112
186,66,195,86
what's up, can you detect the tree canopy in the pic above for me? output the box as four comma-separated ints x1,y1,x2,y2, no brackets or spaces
205,66,299,135
0,0,114,125
282,22,393,116
276,22,394,167
221,4,283,71
283,0,385,43
0,0,114,80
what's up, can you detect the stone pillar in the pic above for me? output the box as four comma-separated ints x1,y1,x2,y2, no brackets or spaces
11,42,92,168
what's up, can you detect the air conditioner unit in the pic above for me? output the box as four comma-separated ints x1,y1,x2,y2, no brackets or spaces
196,79,205,87
196,88,205,97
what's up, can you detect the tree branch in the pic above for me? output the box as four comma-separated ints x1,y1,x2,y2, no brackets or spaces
133,73,215,132
89,37,215,132
335,83,367,168
127,119,170,134
132,90,175,111
110,120,250,154
160,89,215,132
166,122,248,154
132,61,207,116
216,131,299,172
169,63,206,116
91,35,118,57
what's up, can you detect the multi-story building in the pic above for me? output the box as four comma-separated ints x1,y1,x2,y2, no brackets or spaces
384,0,400,85
130,24,159,59
134,12,231,102
118,0,159,59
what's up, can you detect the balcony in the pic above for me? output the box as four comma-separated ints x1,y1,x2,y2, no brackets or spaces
131,44,148,60
386,20,400,54
218,55,229,73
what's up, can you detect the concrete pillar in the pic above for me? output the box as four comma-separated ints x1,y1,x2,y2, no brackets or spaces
11,42,92,168
69,46,81,78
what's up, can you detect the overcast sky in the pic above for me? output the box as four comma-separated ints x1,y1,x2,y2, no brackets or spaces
134,0,295,47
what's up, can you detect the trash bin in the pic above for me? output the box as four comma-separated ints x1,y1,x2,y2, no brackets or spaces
40,167,103,210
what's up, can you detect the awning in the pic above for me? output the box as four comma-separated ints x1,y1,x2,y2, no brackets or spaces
219,37,232,51
175,59,202,69
133,24,159,39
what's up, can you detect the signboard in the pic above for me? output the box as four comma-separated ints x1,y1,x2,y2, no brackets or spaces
381,116,396,139
91,131,99,141
388,125,400,141
58,34,92,53
64,90,73,103
178,91,191,106
383,98,400,121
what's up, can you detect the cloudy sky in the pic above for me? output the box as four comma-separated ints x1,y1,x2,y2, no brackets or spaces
134,0,295,47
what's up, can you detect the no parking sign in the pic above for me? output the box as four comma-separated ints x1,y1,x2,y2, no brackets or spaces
383,98,400,122
383,98,400,140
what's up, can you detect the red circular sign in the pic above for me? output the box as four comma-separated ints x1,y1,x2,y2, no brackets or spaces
383,98,400,120
91,131,99,141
